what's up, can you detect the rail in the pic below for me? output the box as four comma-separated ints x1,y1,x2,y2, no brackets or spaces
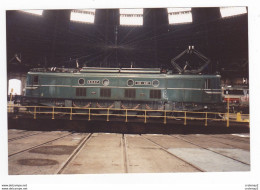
7,104,250,127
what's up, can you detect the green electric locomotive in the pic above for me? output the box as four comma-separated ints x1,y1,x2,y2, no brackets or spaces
24,47,223,111
24,66,222,111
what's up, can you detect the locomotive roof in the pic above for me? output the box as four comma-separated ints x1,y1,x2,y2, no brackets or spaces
28,70,220,79
80,67,161,74
28,67,221,78
29,67,162,74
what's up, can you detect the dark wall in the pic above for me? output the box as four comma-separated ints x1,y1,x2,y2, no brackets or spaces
6,8,248,77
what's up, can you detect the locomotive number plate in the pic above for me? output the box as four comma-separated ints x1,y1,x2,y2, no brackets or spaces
87,80,100,84
135,81,151,85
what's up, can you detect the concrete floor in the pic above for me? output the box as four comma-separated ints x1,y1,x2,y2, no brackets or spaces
8,129,250,175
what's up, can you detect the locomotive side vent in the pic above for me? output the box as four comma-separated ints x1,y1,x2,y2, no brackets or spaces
125,89,136,98
150,90,161,99
76,88,87,96
100,88,111,97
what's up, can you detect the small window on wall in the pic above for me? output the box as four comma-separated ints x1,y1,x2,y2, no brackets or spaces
33,76,39,85
76,88,86,96
150,90,161,99
100,88,111,97
125,89,136,98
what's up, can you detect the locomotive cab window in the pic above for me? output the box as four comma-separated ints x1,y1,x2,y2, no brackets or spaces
100,88,111,97
125,89,136,98
76,88,86,96
33,76,38,85
150,90,161,99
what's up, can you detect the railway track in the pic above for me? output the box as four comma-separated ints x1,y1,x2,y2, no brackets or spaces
57,133,130,174
8,131,250,174
140,135,205,172
8,132,45,142
171,135,250,166
56,133,93,174
177,134,250,151
122,134,129,173
8,133,73,157
208,134,250,143
38,133,250,173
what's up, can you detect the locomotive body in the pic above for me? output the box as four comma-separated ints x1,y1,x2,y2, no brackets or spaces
24,67,222,111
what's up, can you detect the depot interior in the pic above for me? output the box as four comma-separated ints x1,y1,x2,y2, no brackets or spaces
6,8,248,100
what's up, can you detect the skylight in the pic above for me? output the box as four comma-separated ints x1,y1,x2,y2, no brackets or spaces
70,9,96,24
220,7,247,18
20,10,43,16
119,9,143,26
167,8,192,25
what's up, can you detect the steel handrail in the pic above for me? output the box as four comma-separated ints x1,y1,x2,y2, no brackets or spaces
7,104,250,126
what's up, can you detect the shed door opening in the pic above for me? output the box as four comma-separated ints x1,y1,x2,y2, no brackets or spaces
8,79,22,95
